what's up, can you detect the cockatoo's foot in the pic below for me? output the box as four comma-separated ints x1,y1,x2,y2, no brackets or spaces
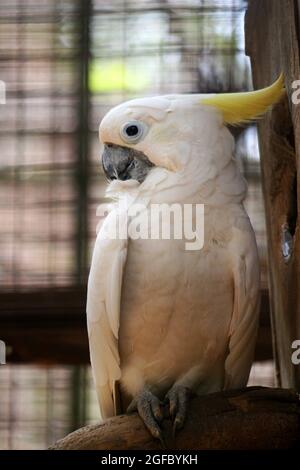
165,385,191,436
127,388,165,445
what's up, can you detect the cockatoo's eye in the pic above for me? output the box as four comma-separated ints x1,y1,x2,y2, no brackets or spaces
120,121,145,144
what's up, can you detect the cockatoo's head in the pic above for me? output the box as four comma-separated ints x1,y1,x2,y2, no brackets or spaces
99,75,284,184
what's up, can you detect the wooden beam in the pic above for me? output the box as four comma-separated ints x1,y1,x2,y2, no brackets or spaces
0,287,89,364
245,0,300,389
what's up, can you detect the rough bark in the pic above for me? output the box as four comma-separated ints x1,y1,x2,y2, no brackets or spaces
49,387,300,450
245,0,300,389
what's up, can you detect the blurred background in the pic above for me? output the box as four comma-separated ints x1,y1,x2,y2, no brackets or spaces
0,0,273,449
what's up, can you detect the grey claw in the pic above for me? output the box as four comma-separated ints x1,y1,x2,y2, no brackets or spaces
127,388,164,442
158,433,167,449
165,385,190,436
172,415,184,437
153,406,164,423
126,399,137,414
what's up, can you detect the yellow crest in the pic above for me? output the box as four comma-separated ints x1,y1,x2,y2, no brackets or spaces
200,74,285,125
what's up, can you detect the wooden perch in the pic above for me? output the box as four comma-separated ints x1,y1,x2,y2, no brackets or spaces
50,387,300,450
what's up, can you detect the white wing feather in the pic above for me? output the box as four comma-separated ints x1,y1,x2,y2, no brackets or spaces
224,215,260,389
87,209,127,419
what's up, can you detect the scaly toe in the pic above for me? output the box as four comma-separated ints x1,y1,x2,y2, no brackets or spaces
127,388,164,443
165,385,191,436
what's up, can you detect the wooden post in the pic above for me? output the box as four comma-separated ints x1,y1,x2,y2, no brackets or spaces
245,0,300,389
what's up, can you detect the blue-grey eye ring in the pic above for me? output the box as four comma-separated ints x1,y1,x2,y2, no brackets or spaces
120,121,145,144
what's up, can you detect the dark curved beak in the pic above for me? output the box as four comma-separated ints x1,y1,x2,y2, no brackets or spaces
102,144,154,183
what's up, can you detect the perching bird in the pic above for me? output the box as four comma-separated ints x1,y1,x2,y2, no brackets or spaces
87,75,284,441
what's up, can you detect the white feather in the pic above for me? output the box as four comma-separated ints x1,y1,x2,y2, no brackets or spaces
87,209,127,418
224,216,260,389
88,93,261,417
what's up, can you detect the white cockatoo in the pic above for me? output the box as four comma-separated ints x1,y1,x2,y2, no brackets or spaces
87,76,284,441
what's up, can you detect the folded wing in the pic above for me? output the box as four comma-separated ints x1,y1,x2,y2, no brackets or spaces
87,209,128,418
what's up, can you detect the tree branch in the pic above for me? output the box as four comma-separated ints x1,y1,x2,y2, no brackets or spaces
50,387,300,450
